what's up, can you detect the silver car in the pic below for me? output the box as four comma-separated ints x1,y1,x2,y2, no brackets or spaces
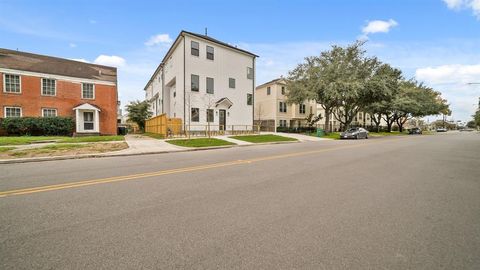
340,127,369,139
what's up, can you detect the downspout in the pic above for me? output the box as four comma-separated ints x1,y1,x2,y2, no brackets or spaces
161,65,165,114
252,56,256,132
183,34,186,131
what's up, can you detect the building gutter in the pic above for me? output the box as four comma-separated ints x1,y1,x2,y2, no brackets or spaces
183,34,186,131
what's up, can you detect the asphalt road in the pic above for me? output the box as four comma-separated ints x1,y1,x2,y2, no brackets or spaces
1,132,479,269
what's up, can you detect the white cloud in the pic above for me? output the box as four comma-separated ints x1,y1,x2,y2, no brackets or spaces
93,55,126,67
69,43,77,48
443,0,465,9
416,64,480,84
443,0,480,18
145,34,173,47
362,19,398,35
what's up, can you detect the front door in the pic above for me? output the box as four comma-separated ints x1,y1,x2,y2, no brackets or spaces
219,109,226,131
83,111,94,130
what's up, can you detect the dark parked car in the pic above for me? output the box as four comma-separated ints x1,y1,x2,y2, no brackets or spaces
340,127,369,139
408,127,422,135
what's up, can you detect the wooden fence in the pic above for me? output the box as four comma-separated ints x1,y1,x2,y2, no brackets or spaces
145,114,183,136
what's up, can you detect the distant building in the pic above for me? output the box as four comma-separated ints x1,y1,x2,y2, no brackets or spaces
0,48,118,135
144,30,258,131
254,78,317,131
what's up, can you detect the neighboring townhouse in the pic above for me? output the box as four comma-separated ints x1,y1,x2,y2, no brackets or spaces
255,78,317,131
0,48,118,135
144,30,258,131
316,105,389,131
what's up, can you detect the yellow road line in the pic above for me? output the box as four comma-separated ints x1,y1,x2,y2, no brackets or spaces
0,136,413,198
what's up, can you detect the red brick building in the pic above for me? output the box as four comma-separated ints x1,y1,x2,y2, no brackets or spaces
0,48,118,135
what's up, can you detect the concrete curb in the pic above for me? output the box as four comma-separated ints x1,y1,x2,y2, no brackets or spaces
0,140,300,165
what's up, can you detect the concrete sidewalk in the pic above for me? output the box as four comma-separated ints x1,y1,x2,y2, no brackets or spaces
113,134,185,155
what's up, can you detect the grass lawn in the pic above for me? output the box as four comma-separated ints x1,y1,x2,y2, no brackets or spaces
0,147,16,152
230,134,297,143
320,132,341,139
166,138,235,147
369,131,407,137
58,135,124,143
0,135,124,146
143,133,165,139
0,136,65,146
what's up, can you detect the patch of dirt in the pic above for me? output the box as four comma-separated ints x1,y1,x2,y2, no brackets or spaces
0,142,128,159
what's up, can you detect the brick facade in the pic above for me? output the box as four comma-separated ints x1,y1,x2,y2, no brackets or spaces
0,73,118,135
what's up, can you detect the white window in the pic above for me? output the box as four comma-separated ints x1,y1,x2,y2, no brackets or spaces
267,87,271,95
247,67,253,79
42,108,57,117
206,46,214,60
229,78,235,89
299,104,306,114
82,83,95,99
4,107,22,118
41,78,56,96
206,77,214,94
191,41,199,56
3,74,21,93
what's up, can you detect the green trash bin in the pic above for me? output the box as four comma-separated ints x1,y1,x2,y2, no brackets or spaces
316,128,325,137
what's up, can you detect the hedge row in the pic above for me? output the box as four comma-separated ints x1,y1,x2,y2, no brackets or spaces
0,117,75,136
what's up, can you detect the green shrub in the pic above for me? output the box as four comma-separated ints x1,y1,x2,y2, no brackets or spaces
1,117,75,136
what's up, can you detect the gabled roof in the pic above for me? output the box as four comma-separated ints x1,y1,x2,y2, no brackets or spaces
0,48,117,83
256,78,287,89
144,30,258,90
73,103,101,111
215,97,234,108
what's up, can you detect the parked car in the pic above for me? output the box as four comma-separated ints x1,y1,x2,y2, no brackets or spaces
408,127,422,135
436,127,448,132
340,127,369,139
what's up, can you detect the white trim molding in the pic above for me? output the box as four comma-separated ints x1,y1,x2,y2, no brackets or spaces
0,68,116,86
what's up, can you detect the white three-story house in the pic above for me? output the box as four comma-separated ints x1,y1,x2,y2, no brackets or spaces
144,30,258,131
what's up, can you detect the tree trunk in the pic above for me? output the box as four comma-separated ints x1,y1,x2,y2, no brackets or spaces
324,107,331,134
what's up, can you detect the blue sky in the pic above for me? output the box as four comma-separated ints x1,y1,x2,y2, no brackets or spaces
1,0,479,122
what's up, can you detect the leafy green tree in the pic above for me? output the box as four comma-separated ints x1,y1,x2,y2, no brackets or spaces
364,64,403,132
474,97,480,128
393,81,449,132
287,57,338,133
287,41,387,132
126,100,152,131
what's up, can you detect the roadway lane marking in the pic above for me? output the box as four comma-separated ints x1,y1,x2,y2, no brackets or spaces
0,136,415,198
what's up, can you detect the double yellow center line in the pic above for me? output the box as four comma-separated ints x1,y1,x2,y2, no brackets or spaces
0,137,409,198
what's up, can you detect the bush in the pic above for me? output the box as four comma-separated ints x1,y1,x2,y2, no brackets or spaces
1,117,75,136
276,126,316,133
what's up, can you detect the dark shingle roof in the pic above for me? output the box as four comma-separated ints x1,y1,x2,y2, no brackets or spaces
182,30,258,57
0,48,117,83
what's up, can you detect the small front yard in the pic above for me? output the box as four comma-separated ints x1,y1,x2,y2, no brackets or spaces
0,135,124,146
0,142,128,159
369,131,407,137
230,134,297,143
166,138,235,148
